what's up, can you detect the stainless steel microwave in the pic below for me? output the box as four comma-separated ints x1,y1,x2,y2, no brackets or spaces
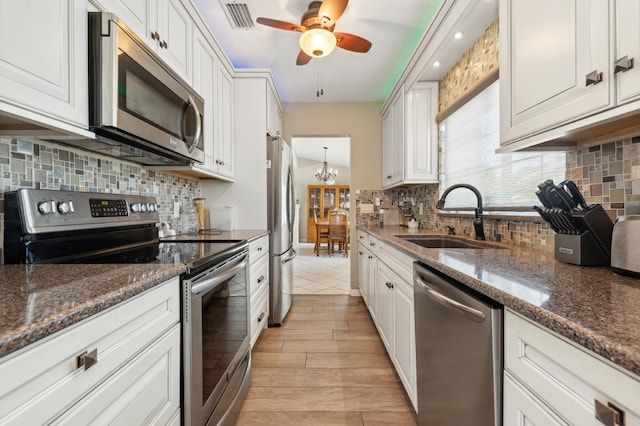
74,12,205,166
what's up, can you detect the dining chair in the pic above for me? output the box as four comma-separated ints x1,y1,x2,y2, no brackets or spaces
313,209,329,256
328,210,348,257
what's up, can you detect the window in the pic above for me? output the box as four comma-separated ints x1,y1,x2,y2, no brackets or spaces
440,80,565,211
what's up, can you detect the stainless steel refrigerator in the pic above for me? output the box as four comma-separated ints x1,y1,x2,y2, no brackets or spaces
267,135,297,326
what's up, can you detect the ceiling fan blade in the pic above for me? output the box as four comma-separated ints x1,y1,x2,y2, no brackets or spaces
296,50,312,66
335,32,372,53
256,17,305,32
318,0,348,25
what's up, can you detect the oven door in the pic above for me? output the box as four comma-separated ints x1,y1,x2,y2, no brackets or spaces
183,251,250,426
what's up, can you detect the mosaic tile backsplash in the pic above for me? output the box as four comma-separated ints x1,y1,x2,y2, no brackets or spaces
356,134,640,253
0,137,201,261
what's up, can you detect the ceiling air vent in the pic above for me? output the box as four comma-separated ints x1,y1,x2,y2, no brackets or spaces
219,1,255,30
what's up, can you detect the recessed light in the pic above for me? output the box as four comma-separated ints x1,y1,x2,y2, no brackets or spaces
433,61,441,67
454,31,463,39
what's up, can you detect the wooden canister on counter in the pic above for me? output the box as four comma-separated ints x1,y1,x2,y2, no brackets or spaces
193,197,206,231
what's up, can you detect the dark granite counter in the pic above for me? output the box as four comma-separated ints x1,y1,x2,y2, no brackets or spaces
0,263,185,358
360,225,640,377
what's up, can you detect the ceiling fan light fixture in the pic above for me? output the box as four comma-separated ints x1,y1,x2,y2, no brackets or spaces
299,28,337,58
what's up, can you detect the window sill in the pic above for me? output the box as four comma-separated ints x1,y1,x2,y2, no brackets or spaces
438,210,542,223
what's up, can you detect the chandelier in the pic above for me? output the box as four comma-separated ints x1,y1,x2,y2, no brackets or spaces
315,146,338,184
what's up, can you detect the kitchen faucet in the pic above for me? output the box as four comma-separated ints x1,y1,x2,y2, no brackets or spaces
436,184,486,240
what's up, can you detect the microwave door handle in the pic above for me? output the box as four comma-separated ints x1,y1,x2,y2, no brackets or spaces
179,95,202,153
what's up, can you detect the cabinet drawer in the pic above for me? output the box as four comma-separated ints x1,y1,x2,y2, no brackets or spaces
378,240,414,284
0,278,180,425
504,310,640,425
249,235,269,263
504,372,569,426
53,324,181,425
249,253,269,299
250,283,269,347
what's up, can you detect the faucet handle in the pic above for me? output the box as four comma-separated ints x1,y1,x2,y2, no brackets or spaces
443,225,455,235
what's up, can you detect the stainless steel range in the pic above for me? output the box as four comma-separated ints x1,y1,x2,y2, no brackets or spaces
3,189,251,426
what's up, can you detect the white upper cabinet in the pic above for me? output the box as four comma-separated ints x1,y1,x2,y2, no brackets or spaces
0,0,88,131
500,0,640,150
267,86,283,137
98,0,191,82
382,82,438,189
616,0,640,105
500,0,611,145
215,64,234,178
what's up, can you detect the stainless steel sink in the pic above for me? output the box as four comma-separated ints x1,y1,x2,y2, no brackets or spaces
394,235,506,249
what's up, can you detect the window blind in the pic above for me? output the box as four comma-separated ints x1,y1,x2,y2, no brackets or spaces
440,80,566,209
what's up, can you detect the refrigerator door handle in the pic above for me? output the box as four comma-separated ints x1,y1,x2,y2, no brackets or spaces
287,166,296,233
415,273,486,323
281,249,297,264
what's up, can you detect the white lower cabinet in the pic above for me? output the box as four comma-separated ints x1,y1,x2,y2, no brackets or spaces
249,235,270,346
0,277,181,425
504,372,569,426
504,309,640,425
361,232,417,412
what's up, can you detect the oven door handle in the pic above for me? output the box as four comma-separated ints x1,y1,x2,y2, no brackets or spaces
191,261,247,295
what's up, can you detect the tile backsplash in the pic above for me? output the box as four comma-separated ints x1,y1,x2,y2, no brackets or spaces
356,133,640,253
0,137,201,260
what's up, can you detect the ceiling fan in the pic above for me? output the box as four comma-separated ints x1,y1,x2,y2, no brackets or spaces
256,0,372,65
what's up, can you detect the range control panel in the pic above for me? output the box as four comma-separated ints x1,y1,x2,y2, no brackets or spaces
11,189,160,234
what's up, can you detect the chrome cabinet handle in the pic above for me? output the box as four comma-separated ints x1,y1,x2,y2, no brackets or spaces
159,40,168,49
257,312,265,322
386,175,392,179
594,399,624,426
614,55,634,74
150,31,159,40
257,275,265,284
586,70,603,86
77,348,98,371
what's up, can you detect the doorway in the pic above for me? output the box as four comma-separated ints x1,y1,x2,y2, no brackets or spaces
291,136,351,295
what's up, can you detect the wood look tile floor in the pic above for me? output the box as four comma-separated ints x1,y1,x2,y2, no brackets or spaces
237,295,417,425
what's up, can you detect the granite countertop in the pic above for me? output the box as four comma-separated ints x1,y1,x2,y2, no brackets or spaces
360,225,640,377
161,229,269,243
0,263,185,359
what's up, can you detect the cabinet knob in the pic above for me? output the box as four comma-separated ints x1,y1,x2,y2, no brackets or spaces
594,399,624,426
77,348,98,371
586,70,603,86
368,255,373,259
386,175,392,179
150,31,160,40
614,55,634,74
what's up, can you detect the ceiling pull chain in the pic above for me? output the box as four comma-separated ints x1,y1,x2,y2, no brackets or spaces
316,58,324,98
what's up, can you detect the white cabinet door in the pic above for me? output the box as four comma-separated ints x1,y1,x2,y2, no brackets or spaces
376,263,394,353
366,245,378,321
216,64,235,178
266,87,282,136
54,325,181,425
615,0,640,105
404,82,438,184
156,0,192,82
381,107,394,187
504,373,569,426
357,243,369,304
192,28,218,172
100,0,155,48
389,90,404,187
392,276,416,411
0,0,87,128
500,0,611,143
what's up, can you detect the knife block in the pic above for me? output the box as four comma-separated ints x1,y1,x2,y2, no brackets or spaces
554,232,610,266
554,205,613,266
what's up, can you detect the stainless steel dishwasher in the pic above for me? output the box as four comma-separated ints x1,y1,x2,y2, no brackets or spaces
413,262,502,426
